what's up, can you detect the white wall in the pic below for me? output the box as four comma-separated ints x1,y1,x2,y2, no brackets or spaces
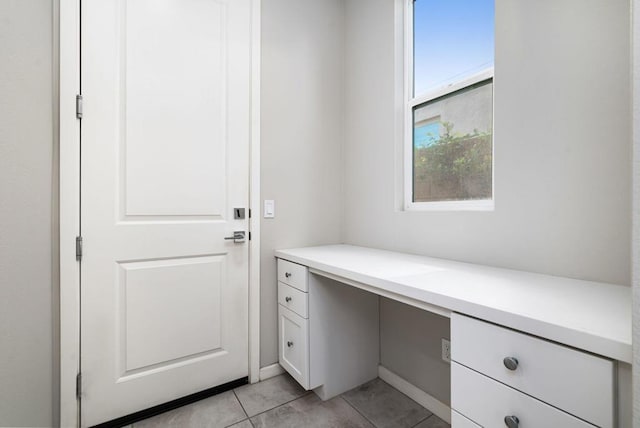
380,298,450,404
344,0,631,406
260,0,345,367
633,0,640,425
0,1,55,426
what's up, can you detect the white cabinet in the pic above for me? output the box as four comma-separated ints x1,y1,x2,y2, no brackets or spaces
278,305,310,388
451,314,615,428
277,259,311,389
276,258,379,398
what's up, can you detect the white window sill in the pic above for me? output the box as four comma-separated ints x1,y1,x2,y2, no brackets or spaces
405,199,494,212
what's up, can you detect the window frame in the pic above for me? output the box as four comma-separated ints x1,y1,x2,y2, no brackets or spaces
403,0,495,211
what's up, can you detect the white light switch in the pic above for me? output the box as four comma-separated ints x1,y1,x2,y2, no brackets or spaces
264,200,275,218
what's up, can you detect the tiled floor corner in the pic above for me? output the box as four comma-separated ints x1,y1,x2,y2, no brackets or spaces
342,378,432,428
233,371,308,417
130,373,451,428
227,420,253,428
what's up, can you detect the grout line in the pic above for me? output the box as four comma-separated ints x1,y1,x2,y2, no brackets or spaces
233,390,250,419
247,391,313,420
339,396,378,428
410,413,433,428
341,381,442,428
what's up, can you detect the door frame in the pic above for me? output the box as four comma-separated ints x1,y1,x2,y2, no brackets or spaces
58,0,262,426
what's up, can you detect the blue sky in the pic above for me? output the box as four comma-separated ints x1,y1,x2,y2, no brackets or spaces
413,0,494,96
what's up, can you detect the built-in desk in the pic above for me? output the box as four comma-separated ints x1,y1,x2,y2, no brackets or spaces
275,245,631,428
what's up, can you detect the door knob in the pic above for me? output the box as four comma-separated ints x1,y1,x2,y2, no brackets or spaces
504,415,519,428
285,272,292,278
287,341,294,348
503,357,519,371
285,296,292,302
224,231,246,243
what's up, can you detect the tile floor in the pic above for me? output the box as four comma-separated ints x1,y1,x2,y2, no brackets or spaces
127,374,450,428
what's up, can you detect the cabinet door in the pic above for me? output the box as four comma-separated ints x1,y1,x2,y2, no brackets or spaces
452,363,594,428
278,305,309,389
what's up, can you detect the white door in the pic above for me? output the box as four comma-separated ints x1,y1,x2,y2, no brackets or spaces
80,0,252,425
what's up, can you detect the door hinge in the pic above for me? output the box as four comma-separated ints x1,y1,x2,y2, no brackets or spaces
248,209,252,218
249,231,252,241
76,236,83,261
76,373,82,399
76,94,83,119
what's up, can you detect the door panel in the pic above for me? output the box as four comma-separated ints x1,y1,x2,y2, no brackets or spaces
124,0,227,217
80,0,251,425
121,256,224,372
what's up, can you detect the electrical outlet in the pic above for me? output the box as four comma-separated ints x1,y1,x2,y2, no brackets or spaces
441,338,451,363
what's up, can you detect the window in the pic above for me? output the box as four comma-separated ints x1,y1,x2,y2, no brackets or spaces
405,0,495,210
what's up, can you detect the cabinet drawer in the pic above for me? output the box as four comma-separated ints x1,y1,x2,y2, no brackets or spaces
277,259,308,292
452,363,594,428
278,281,308,318
278,305,309,389
451,314,614,428
451,411,481,428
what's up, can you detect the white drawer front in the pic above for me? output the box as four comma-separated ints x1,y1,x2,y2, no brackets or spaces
451,411,481,428
451,314,614,428
277,259,308,292
278,305,309,389
452,363,594,428
278,281,308,318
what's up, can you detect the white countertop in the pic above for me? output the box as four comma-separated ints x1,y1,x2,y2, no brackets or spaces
275,244,631,363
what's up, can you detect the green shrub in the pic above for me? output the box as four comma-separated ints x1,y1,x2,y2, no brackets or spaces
414,122,492,201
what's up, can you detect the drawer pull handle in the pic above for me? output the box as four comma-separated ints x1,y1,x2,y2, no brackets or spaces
285,296,292,302
504,415,519,428
285,272,292,278
287,341,294,348
503,357,519,371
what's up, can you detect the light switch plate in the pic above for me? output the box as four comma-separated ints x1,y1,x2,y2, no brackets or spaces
264,200,275,218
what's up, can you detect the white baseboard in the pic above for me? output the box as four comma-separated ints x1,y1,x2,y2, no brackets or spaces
259,363,285,381
378,365,451,424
